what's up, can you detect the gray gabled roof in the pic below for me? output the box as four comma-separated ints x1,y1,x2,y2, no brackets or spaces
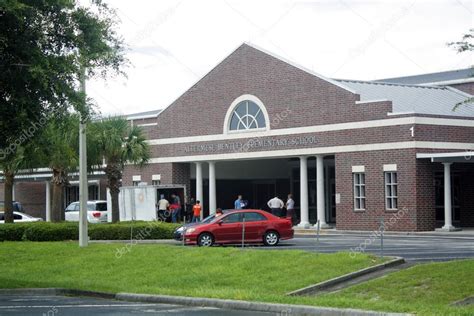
336,79,474,117
375,68,474,85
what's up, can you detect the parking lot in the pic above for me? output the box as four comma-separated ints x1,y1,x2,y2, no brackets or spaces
0,295,275,316
255,234,474,261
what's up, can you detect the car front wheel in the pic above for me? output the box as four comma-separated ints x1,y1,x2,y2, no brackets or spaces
197,233,214,247
263,231,279,246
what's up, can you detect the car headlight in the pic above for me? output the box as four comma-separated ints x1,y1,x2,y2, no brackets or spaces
186,228,196,234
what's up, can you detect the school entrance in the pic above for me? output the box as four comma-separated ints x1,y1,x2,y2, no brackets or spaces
189,157,336,226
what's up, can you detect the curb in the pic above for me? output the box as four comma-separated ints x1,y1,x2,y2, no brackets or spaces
90,239,180,244
293,230,474,239
0,288,412,316
286,257,405,296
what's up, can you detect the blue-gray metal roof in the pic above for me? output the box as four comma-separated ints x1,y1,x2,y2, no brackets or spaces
375,68,474,85
336,80,474,117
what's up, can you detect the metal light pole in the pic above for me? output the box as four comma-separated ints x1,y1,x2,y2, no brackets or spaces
79,66,88,247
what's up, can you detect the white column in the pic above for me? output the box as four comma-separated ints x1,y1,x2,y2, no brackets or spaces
195,162,203,220
316,155,329,228
298,156,310,228
442,162,455,230
45,181,51,222
12,183,15,201
209,161,216,215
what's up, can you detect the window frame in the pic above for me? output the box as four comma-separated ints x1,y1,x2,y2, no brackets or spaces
221,212,242,223
229,100,266,132
243,212,267,222
384,171,398,211
353,172,366,211
223,94,270,134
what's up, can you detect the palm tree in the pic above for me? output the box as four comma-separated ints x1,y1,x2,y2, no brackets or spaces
0,147,26,223
89,117,150,223
36,114,79,221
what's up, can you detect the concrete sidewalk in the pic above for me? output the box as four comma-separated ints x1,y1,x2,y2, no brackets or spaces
294,227,474,238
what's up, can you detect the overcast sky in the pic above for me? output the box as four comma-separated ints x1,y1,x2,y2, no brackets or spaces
86,0,473,115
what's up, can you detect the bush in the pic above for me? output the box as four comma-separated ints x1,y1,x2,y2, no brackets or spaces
0,221,179,242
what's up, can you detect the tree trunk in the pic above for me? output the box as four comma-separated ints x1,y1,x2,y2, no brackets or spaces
3,170,14,223
105,164,122,223
51,167,67,222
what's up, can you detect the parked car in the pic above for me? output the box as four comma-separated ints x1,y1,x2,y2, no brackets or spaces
183,209,293,247
0,211,43,223
65,200,108,223
173,210,231,241
0,201,25,213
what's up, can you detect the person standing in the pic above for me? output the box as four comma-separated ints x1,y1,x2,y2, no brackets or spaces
285,193,295,225
234,195,243,209
171,193,182,222
192,200,202,223
267,195,284,217
157,194,169,221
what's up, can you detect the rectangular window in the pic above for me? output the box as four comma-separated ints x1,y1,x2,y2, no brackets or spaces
132,181,140,187
152,180,160,186
385,172,398,210
353,173,366,211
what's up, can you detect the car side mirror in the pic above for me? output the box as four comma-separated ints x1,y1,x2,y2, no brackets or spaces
218,220,223,225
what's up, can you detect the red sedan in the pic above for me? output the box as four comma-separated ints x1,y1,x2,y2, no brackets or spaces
183,209,294,247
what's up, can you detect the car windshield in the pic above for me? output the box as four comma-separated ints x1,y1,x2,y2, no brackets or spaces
201,214,215,223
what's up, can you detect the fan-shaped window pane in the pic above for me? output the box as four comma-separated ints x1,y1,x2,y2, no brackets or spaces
229,101,266,131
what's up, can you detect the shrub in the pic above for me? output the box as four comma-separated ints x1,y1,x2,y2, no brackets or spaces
0,221,179,242
0,223,30,241
23,222,79,241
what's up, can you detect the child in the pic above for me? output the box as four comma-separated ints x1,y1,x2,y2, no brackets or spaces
192,200,202,223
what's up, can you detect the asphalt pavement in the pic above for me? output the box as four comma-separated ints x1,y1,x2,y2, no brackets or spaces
251,234,474,261
0,294,276,316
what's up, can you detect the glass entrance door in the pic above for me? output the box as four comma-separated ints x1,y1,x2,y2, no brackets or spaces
252,181,276,211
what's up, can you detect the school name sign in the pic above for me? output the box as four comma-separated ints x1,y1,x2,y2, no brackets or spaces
183,135,317,153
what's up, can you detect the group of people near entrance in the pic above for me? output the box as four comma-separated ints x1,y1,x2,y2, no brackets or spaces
235,193,295,223
157,193,181,223
157,193,296,224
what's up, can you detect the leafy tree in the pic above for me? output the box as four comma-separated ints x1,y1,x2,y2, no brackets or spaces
448,29,474,108
0,0,126,221
448,28,474,53
89,117,150,223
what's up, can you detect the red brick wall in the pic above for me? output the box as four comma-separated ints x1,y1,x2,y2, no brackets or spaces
335,149,419,231
153,44,395,140
414,159,436,231
450,82,474,95
0,181,48,219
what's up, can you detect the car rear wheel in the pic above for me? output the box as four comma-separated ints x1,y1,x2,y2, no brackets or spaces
198,233,214,247
263,231,279,246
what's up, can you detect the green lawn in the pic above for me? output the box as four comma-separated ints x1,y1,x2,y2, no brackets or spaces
0,242,380,300
313,259,474,316
0,242,472,315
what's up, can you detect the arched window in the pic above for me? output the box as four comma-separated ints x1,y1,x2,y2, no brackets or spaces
229,100,266,131
224,95,269,133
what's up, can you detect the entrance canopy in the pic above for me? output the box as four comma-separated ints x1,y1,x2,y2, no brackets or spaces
416,152,474,163
417,151,474,231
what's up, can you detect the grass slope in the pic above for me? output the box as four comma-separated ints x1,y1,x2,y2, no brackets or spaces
1,242,472,315
314,259,474,316
0,242,380,301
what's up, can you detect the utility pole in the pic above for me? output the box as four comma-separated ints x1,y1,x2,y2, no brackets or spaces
79,66,88,247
